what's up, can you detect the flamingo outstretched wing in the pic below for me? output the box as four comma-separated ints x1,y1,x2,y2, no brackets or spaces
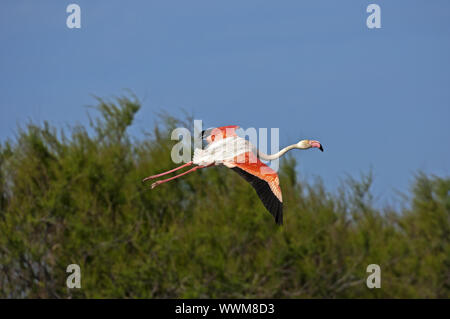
230,152,283,225
201,125,240,144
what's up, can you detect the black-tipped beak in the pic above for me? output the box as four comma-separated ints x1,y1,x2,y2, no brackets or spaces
319,144,324,152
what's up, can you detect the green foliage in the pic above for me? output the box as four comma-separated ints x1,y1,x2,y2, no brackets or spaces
0,96,448,298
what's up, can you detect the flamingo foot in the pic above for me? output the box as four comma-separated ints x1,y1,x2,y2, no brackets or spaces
142,175,157,183
151,181,161,189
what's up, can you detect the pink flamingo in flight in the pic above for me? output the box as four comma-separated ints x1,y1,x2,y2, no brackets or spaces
143,126,323,225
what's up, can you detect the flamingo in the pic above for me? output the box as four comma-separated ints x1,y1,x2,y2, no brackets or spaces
142,125,323,225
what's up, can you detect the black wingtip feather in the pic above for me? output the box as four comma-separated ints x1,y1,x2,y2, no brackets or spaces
231,167,283,225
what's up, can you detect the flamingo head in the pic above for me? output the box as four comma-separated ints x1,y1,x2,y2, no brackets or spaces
297,139,324,152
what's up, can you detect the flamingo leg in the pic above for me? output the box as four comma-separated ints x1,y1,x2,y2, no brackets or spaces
150,164,208,189
142,161,193,182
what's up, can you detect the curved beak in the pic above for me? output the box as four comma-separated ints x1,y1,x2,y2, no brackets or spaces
310,141,324,152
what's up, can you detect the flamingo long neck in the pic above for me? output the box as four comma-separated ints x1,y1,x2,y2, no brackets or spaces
257,144,298,161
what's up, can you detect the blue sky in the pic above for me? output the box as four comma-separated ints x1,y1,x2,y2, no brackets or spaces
1,1,449,205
